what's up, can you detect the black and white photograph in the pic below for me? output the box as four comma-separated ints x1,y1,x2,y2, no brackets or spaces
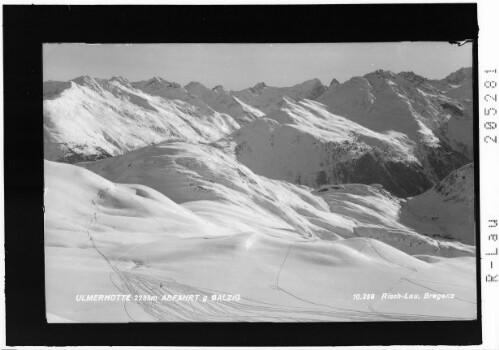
7,2,499,347
42,42,477,323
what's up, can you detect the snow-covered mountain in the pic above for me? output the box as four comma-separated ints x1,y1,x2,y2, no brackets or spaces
43,76,252,162
210,68,472,197
232,78,327,113
317,69,473,161
215,99,422,197
429,67,473,100
400,163,475,245
44,69,472,195
130,77,209,112
215,94,470,197
184,81,265,125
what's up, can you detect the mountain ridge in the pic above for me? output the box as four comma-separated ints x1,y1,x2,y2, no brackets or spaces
44,66,471,92
43,67,473,197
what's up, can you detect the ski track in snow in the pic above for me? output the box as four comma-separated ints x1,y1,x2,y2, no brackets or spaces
82,185,473,322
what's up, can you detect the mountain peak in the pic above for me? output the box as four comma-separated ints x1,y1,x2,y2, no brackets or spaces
398,71,427,84
250,82,267,94
71,76,104,91
71,75,95,85
292,78,326,100
110,76,131,87
444,67,472,85
329,78,340,88
184,81,210,97
212,85,227,94
151,76,165,83
363,70,396,82
304,78,322,84
143,77,181,89
295,78,323,87
185,81,206,89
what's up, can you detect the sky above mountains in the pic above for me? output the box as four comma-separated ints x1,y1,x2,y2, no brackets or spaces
43,42,472,90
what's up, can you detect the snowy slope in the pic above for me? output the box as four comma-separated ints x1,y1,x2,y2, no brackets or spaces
81,140,354,241
131,77,214,115
317,69,473,161
216,98,453,197
43,76,240,162
46,153,476,322
429,67,473,100
44,159,224,322
185,81,265,125
428,68,474,159
132,78,265,126
81,140,474,254
198,69,471,197
232,79,327,113
400,163,475,245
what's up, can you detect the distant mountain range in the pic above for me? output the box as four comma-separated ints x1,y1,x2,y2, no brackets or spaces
44,67,472,197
